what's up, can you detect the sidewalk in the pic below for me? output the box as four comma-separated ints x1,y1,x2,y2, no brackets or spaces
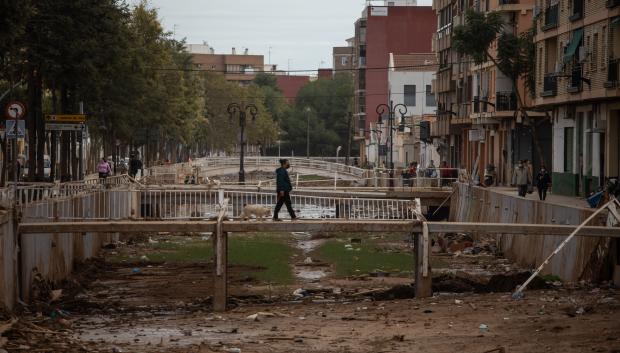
489,186,591,210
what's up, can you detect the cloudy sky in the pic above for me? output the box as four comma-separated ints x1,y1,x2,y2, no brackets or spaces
131,0,431,73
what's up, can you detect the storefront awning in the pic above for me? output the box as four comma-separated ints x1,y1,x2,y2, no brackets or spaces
563,28,583,63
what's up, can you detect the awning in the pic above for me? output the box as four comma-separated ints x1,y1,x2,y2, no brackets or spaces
563,28,584,63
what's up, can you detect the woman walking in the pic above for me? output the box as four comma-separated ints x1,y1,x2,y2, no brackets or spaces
97,158,112,180
536,165,551,201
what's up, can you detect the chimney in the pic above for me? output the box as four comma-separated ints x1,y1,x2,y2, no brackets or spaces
244,48,249,55
232,47,236,55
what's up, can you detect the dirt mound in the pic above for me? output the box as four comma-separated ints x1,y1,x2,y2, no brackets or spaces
433,272,549,293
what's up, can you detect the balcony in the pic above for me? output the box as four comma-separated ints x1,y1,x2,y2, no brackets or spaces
607,0,620,8
541,73,557,97
496,91,517,111
605,58,619,88
542,4,559,31
472,96,490,113
499,0,519,4
567,64,582,93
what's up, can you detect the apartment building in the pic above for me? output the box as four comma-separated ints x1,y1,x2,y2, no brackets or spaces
352,2,436,164
333,39,355,76
188,46,264,85
366,53,438,168
432,0,547,184
533,0,620,196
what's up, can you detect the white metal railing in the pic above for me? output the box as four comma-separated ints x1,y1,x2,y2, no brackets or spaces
24,188,420,221
0,175,135,207
196,157,367,178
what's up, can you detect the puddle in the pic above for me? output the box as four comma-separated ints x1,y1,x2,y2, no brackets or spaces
290,231,329,282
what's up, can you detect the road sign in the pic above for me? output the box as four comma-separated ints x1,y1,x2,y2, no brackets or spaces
45,114,86,122
45,123,86,131
5,101,26,119
6,119,25,138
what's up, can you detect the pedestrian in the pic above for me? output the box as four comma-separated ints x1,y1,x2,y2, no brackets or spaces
524,159,534,193
129,154,143,179
273,159,297,221
536,165,551,201
97,158,112,180
512,160,531,197
407,162,417,187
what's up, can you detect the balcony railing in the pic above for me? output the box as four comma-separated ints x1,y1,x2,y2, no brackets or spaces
605,58,619,87
541,73,557,97
496,91,517,111
472,96,489,113
542,4,559,30
567,64,582,92
499,0,518,4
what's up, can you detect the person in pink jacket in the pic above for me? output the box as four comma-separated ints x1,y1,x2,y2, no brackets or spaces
97,158,112,179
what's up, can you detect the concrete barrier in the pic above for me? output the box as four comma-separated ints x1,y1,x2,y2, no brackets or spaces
450,183,609,281
0,213,16,310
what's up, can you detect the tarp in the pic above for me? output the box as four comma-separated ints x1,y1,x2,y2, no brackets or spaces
563,28,583,63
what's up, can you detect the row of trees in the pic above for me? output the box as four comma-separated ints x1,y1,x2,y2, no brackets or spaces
0,0,354,183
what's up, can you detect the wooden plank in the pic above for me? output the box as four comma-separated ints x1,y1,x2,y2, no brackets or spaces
426,222,620,237
414,232,432,298
221,220,420,233
18,221,218,234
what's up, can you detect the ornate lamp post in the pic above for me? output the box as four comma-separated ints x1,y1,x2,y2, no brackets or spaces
227,102,258,184
376,100,407,187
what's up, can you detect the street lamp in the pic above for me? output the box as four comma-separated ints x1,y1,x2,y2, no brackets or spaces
304,107,311,159
227,102,258,184
376,100,407,187
335,146,342,190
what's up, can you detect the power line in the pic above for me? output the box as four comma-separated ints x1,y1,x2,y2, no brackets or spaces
149,61,465,74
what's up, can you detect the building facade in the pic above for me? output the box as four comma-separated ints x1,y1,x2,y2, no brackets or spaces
533,0,620,196
188,46,265,85
333,42,355,75
432,0,549,185
352,3,437,164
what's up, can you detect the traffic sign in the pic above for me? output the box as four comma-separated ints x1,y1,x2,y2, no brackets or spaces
45,123,86,131
45,114,86,122
6,119,25,138
5,101,26,119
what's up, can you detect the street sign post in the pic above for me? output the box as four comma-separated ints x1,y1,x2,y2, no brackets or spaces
45,123,86,131
6,120,25,138
5,101,26,119
45,114,86,122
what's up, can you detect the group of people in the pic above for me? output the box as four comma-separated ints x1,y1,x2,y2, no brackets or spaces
512,159,551,201
96,154,143,180
402,160,457,187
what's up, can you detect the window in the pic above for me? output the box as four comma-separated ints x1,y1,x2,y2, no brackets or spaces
404,85,416,106
341,57,348,66
425,85,436,106
602,26,607,70
564,127,574,172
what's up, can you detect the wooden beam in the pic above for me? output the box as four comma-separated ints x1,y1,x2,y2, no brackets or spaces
425,222,620,237
221,220,420,233
18,220,420,234
18,221,218,234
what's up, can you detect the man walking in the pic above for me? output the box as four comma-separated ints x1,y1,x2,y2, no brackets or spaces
536,165,551,201
273,159,297,221
512,160,531,197
129,153,143,179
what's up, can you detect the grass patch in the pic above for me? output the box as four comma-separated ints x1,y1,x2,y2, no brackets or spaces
312,233,446,278
109,233,294,285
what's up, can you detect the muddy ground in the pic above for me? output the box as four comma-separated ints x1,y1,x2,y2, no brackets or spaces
1,235,619,353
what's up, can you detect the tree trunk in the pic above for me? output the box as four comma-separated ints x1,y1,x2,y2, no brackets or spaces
50,87,57,181
27,65,37,181
32,71,43,181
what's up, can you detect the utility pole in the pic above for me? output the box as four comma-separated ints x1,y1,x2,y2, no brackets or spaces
227,102,258,184
345,112,352,165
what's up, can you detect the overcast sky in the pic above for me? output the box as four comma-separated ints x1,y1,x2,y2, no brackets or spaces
131,0,431,74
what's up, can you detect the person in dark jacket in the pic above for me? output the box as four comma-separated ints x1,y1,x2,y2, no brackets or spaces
536,165,551,201
273,159,297,221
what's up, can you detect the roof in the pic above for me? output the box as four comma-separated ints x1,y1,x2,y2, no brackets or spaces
392,53,437,72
